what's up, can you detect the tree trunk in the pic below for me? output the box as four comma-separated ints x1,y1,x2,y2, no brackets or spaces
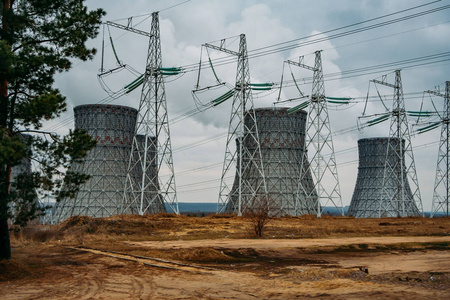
0,0,12,260
0,216,11,260
0,167,11,260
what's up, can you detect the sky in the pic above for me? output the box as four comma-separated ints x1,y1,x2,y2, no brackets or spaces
46,0,450,212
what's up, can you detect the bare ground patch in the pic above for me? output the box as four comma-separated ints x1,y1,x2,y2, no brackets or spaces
1,215,450,299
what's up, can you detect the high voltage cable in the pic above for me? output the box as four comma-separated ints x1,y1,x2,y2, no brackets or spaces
170,98,431,160
103,0,445,73
43,4,449,133
179,1,447,70
248,5,450,61
177,140,442,194
177,177,223,188
175,162,223,176
43,65,447,134
173,94,432,157
43,51,448,134
248,0,443,55
172,132,227,153
109,0,191,22
280,52,450,90
169,54,449,125
276,52,450,98
179,4,450,73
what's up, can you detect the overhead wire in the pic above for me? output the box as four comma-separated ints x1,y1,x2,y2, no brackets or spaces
109,0,191,22
177,3,450,74
176,139,442,194
34,1,450,200
43,52,449,134
44,2,449,137
249,0,443,56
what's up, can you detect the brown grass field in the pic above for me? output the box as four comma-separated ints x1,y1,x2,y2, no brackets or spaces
1,214,450,299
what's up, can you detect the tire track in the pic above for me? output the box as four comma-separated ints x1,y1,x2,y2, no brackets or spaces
68,247,219,275
79,278,101,300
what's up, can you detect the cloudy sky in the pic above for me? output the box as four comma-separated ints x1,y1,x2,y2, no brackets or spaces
47,0,450,212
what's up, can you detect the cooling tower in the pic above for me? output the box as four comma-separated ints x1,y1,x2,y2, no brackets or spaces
53,104,138,222
224,107,317,215
348,137,421,218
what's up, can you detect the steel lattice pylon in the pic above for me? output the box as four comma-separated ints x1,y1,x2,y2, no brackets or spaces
429,81,450,217
209,34,267,216
123,12,178,215
290,51,343,217
372,70,422,217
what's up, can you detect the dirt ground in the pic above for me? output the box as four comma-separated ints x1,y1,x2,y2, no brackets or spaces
1,215,449,299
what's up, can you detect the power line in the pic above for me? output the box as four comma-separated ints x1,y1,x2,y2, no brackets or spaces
175,140,442,194
43,52,449,134
44,3,449,135
179,4,450,73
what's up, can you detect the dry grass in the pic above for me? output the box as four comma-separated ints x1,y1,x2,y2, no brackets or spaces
9,214,450,249
42,216,447,264
289,267,369,282
264,215,450,238
2,215,450,299
52,215,449,265
5,214,450,266
0,244,68,281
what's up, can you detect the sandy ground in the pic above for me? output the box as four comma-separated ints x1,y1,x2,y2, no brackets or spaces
1,236,449,299
127,235,450,249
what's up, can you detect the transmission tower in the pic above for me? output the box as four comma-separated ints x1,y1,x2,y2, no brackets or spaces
428,81,450,217
288,50,343,217
207,34,267,216
123,12,178,215
371,70,422,217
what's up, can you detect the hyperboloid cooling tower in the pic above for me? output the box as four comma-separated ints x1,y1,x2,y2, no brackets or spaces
224,107,317,215
348,137,421,218
54,104,152,222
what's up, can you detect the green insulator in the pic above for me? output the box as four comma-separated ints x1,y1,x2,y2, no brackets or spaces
327,100,350,104
287,101,310,114
251,87,272,91
212,90,235,106
326,96,351,101
160,71,180,75
367,114,390,124
418,122,441,132
124,74,144,89
159,67,181,72
125,77,144,94
249,83,273,87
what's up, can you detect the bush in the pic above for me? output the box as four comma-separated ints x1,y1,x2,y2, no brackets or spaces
13,226,63,243
243,196,278,238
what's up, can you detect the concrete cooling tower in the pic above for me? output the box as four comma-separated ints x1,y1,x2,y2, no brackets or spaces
54,104,160,222
348,137,421,218
224,107,317,216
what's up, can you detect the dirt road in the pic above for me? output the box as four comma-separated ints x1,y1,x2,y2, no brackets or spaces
127,235,450,249
1,235,449,299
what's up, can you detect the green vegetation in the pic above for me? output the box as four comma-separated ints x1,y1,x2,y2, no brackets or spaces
0,0,105,260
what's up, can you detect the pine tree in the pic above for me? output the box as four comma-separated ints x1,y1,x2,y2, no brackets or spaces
0,0,105,260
